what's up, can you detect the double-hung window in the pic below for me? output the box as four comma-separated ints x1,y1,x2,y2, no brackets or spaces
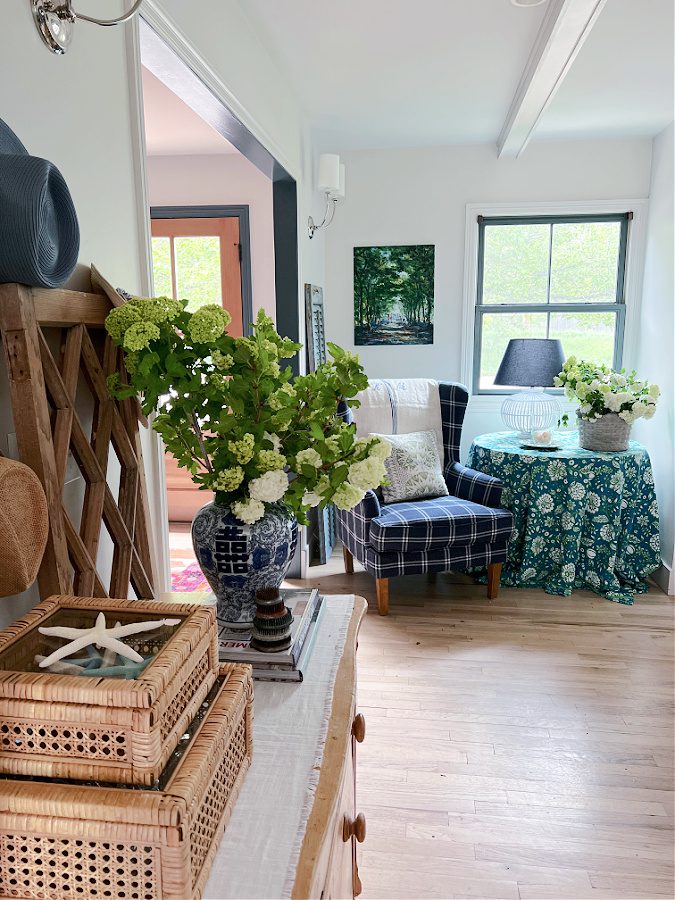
473,213,629,393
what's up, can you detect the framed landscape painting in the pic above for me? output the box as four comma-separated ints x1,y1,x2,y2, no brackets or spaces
354,244,434,345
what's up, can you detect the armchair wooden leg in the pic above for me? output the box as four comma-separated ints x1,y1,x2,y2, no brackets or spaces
375,578,389,616
342,545,354,574
487,562,502,600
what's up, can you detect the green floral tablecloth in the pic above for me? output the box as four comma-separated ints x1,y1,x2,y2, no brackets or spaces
467,431,660,604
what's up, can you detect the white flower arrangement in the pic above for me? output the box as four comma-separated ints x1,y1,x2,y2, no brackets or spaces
554,357,660,425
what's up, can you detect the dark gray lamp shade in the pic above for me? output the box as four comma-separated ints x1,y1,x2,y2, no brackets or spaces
493,339,566,388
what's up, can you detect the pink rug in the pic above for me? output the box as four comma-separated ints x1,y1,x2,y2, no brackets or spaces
171,562,209,593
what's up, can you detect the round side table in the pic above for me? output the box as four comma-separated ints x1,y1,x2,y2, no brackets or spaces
467,431,660,604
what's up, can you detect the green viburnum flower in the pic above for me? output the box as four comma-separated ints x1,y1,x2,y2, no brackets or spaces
257,450,286,472
228,433,255,464
106,372,121,395
268,382,296,410
105,303,143,343
188,304,232,344
123,321,160,352
212,466,244,492
212,350,234,371
142,296,184,325
104,295,384,525
124,350,140,374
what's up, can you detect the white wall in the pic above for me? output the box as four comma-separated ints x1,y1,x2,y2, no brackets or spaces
323,138,654,456
633,124,675,590
147,153,276,319
0,1,322,620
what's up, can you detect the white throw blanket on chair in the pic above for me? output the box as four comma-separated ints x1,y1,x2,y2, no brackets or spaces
351,378,444,466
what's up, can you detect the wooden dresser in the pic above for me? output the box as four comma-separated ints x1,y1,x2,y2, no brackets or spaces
292,596,367,900
199,594,368,900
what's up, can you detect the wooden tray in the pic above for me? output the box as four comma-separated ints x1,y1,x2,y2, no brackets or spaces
0,596,218,785
0,664,253,900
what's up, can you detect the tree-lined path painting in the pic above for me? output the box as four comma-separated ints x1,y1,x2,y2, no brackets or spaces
354,244,434,345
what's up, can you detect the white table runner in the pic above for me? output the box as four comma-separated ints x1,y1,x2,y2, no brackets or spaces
203,595,356,900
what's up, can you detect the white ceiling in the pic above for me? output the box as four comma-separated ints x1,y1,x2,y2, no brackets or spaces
537,0,674,140
142,67,238,156
242,0,674,151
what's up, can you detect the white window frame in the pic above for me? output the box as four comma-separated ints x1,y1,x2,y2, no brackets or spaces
461,199,649,407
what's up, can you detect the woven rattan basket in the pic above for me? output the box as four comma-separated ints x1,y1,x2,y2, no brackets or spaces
0,664,253,900
0,596,218,785
578,412,631,452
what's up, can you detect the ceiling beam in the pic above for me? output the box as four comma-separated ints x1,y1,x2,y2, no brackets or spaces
497,0,607,157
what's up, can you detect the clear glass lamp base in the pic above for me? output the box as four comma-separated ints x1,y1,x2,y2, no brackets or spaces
500,389,559,439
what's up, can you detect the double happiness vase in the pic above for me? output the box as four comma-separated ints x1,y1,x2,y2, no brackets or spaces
191,501,298,629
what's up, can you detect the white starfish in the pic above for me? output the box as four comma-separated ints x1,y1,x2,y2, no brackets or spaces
38,612,181,669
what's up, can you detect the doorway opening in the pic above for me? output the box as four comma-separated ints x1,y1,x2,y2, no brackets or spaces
137,17,300,591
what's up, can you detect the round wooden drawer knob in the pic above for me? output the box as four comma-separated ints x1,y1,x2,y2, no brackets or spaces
352,713,366,743
343,813,366,843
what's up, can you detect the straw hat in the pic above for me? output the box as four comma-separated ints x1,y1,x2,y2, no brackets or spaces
0,457,49,597
0,116,79,288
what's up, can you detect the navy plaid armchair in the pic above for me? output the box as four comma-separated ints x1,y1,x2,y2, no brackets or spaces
337,381,514,614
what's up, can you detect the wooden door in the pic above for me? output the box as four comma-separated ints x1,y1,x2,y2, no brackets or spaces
151,216,243,523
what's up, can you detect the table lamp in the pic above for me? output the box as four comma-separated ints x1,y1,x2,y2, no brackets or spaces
494,338,565,438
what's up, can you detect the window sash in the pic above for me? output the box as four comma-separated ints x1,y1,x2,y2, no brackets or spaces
473,214,629,394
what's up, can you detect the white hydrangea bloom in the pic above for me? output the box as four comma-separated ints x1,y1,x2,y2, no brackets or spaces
264,431,282,453
332,483,366,510
249,469,289,502
368,437,391,460
348,457,386,491
648,384,661,399
301,490,322,507
295,448,323,468
232,497,265,524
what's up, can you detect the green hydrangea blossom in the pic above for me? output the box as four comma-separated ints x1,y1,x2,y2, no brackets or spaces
257,450,286,472
212,466,244,492
188,304,232,344
123,321,160,352
228,433,255,464
105,299,383,525
212,350,234,371
105,303,143,343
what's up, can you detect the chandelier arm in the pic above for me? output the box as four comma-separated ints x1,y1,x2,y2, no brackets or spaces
73,0,143,26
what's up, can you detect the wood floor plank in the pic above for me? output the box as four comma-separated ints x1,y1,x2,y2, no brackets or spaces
289,560,674,900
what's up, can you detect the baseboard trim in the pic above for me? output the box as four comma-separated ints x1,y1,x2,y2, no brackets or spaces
651,561,674,596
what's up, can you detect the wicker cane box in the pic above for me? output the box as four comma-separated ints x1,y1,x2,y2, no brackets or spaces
0,596,219,785
0,664,253,900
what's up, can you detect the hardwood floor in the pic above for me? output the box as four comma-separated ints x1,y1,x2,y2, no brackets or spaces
291,552,675,900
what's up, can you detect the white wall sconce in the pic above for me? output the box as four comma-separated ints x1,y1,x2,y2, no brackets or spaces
308,153,345,239
31,0,143,54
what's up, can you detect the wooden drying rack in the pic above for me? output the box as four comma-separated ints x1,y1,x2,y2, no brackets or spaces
0,282,156,600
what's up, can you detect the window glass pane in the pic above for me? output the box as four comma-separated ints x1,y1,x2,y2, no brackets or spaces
549,221,621,303
174,236,222,312
479,312,547,390
482,224,550,304
151,237,172,298
549,311,616,368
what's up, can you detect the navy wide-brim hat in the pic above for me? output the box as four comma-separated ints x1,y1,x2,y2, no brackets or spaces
0,117,79,288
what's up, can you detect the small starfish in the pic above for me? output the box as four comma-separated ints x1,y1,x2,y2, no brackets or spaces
38,612,181,669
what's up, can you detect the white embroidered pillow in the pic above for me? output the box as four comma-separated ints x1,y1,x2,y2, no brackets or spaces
371,431,448,504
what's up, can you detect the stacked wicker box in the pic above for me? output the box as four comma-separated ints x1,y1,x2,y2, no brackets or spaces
0,595,253,899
